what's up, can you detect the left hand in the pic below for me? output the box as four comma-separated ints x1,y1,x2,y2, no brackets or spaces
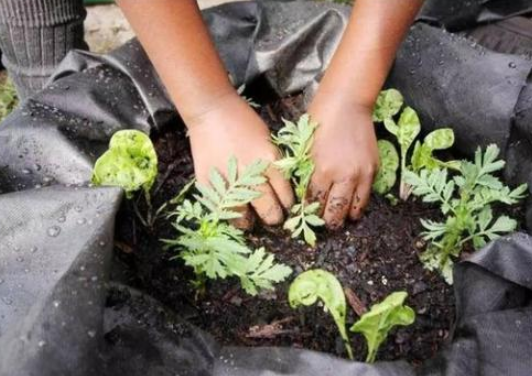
308,97,379,230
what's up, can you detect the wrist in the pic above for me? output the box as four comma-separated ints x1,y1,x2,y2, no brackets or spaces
310,87,374,117
178,87,243,127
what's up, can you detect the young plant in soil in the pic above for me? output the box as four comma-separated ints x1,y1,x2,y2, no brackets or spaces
373,89,420,200
289,269,415,362
372,89,458,200
92,129,159,227
410,128,461,173
289,269,353,359
165,157,292,295
273,114,325,246
351,291,416,363
404,144,528,283
372,139,399,197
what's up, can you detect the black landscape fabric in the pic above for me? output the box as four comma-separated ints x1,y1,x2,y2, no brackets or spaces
1,1,532,375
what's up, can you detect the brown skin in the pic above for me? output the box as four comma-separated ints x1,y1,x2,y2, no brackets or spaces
308,0,423,229
117,0,423,230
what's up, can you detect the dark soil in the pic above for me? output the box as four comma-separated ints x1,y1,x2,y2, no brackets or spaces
112,93,457,365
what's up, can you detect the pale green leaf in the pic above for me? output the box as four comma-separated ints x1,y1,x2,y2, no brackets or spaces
350,292,415,363
373,89,404,123
373,140,399,195
289,270,353,359
92,130,158,198
397,107,421,152
424,128,455,151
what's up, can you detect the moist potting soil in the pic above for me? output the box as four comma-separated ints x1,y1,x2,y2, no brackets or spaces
113,93,458,364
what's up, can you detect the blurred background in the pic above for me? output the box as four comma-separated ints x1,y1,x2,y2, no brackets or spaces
84,0,251,53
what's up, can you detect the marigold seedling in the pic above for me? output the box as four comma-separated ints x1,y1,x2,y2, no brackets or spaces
404,144,527,283
289,269,353,359
165,157,292,295
350,292,415,363
273,114,325,246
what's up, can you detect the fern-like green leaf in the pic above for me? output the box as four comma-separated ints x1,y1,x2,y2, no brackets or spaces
274,114,324,246
167,157,291,295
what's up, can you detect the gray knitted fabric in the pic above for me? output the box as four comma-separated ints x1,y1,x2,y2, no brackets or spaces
0,0,87,99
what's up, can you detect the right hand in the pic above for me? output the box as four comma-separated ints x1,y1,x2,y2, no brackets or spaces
186,93,294,229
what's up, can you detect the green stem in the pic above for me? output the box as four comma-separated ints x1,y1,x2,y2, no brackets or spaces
132,200,149,228
366,350,377,363
399,151,409,201
345,338,354,360
145,189,154,226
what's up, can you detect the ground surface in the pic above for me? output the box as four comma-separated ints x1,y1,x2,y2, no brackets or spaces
112,94,456,365
85,1,247,53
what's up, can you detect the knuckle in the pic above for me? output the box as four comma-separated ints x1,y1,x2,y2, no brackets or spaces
260,204,283,225
315,162,335,176
366,166,378,179
264,150,279,162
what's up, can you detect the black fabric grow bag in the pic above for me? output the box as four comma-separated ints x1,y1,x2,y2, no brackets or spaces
1,1,532,375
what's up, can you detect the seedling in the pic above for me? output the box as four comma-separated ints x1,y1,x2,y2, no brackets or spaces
92,129,159,226
411,128,461,173
372,89,458,199
165,157,292,295
372,89,404,124
373,140,399,195
289,269,353,359
273,114,325,246
404,144,527,283
383,107,420,199
288,269,415,362
350,291,415,363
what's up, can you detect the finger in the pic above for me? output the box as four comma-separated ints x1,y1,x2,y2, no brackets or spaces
307,173,333,217
230,205,255,230
250,183,284,226
349,178,372,221
267,166,295,211
323,178,357,230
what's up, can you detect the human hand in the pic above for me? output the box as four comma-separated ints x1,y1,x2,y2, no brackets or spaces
186,93,294,229
308,98,379,230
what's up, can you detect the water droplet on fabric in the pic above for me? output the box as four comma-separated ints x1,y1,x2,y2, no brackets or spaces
1,297,13,305
47,226,61,237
